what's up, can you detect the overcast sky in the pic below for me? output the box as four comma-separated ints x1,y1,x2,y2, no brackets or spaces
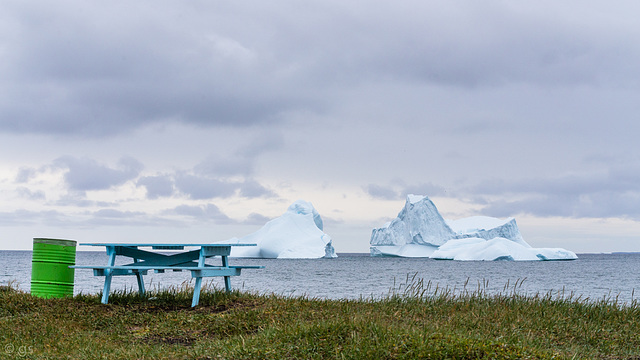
1,1,639,253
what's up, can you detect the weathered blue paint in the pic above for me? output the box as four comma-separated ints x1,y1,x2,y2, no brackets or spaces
71,243,263,307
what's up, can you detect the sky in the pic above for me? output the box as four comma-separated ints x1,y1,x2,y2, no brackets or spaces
1,0,639,253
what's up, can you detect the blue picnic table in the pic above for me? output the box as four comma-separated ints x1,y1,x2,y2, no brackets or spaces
71,243,263,307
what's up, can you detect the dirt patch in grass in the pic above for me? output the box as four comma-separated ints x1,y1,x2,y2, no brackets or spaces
112,297,264,315
144,333,198,347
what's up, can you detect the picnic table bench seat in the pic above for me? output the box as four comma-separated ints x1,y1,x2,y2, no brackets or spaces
71,264,264,276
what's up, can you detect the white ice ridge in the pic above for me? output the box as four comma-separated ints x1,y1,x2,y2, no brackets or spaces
225,200,337,259
370,195,577,261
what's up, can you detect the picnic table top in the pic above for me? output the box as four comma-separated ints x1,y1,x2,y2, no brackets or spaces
80,243,256,247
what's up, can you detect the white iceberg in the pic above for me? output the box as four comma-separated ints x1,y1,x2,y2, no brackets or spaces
370,195,577,261
431,238,540,261
227,200,337,259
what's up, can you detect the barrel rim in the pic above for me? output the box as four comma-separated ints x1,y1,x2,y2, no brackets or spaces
33,238,77,247
31,280,75,286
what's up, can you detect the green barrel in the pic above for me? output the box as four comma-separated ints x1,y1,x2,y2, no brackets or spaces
31,238,77,298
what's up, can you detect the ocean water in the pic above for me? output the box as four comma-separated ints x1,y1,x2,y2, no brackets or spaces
3,251,640,304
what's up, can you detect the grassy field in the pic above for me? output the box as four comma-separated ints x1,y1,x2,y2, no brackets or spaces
1,277,640,359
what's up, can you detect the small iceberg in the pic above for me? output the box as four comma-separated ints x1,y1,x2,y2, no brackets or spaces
226,200,337,259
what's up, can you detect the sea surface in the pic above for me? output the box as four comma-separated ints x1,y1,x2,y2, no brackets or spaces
3,251,640,304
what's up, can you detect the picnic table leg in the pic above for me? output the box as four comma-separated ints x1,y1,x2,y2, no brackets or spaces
135,272,145,296
222,255,231,292
192,277,202,307
102,272,113,304
191,248,206,307
101,246,116,304
133,258,146,296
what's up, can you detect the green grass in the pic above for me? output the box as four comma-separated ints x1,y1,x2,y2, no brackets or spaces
2,278,640,359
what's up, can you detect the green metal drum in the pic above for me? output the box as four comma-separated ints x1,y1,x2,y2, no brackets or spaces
31,238,77,298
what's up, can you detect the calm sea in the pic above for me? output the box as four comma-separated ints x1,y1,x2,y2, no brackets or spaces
2,251,639,304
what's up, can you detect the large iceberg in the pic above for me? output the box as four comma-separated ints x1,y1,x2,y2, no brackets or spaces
226,200,337,259
370,195,577,261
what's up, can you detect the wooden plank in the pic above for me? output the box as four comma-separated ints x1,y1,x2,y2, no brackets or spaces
72,265,264,270
81,243,257,247
115,247,202,266
200,246,231,257
152,245,185,250
92,268,149,276
190,268,242,277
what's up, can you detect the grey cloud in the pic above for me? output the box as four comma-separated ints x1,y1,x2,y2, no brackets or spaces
174,175,238,200
447,120,513,136
0,203,232,229
402,183,448,198
236,133,284,158
0,207,161,227
15,167,37,183
469,163,640,219
0,209,59,226
53,156,143,191
53,192,107,208
242,212,273,225
608,164,640,190
260,1,638,89
481,192,640,220
168,204,234,223
56,198,118,208
93,209,145,219
15,187,46,201
194,157,254,178
137,175,175,199
194,133,284,178
3,1,638,138
364,184,400,200
472,164,640,199
85,209,177,227
580,192,640,219
139,170,277,201
366,161,640,220
365,182,448,200
238,180,276,198
320,215,344,226
0,2,297,137
174,173,276,200
480,196,575,218
0,209,84,228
